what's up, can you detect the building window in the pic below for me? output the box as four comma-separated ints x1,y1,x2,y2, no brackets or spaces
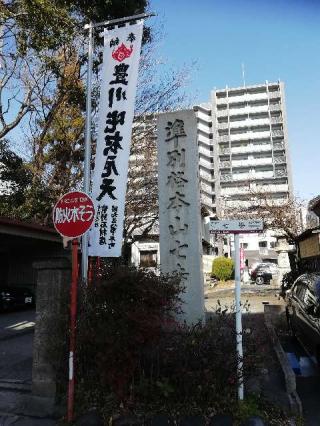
259,241,267,248
270,242,276,249
241,243,248,249
140,250,157,268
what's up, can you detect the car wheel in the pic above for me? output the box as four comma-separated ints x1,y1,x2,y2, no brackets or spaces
255,276,264,285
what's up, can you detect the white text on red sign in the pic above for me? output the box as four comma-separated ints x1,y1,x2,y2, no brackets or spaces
54,206,94,224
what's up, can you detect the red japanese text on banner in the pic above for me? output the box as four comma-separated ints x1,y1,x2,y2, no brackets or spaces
89,21,143,257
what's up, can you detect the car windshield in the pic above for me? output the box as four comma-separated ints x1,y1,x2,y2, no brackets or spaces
256,264,274,270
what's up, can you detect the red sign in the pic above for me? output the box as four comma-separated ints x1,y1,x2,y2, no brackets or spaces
240,247,245,271
53,191,95,238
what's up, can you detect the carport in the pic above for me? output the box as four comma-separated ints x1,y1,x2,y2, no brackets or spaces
0,217,64,292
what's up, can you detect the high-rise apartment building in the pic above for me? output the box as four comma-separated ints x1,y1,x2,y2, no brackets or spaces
131,81,294,267
203,81,293,261
194,103,215,214
212,81,292,214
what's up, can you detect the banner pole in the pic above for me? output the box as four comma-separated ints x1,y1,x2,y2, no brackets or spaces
234,233,244,400
67,238,79,422
82,22,94,282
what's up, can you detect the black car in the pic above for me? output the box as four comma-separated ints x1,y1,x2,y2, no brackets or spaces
250,263,279,285
286,273,320,362
0,286,34,312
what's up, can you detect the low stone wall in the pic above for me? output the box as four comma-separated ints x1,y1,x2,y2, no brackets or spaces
32,258,71,403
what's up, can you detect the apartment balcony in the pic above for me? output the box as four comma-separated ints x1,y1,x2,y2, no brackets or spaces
269,91,280,99
271,116,282,124
218,122,229,130
254,170,274,179
269,104,281,112
201,194,214,206
232,157,273,168
229,105,269,116
231,170,275,181
275,169,287,178
274,155,286,164
217,109,228,117
273,142,285,151
231,144,272,155
219,160,231,169
200,182,214,194
271,130,284,137
196,109,212,123
220,173,233,182
230,118,270,129
218,135,229,143
228,92,268,104
225,200,254,209
216,97,228,105
199,170,215,182
198,121,212,134
198,146,213,157
255,183,289,193
219,147,231,155
220,186,250,196
199,158,213,170
230,131,271,142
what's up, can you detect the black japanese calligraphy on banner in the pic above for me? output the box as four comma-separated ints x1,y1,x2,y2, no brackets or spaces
89,21,144,257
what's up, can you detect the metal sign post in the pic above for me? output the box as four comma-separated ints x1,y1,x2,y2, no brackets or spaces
52,191,95,422
209,219,263,401
234,232,243,400
82,22,93,282
67,238,79,422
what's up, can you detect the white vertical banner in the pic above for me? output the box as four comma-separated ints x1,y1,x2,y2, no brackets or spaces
89,21,143,257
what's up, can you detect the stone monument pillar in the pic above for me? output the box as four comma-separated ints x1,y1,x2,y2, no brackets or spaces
274,238,292,286
157,110,205,324
32,258,71,400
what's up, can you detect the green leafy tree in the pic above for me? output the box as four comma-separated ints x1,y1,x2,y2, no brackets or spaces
212,256,234,281
0,1,192,228
0,0,150,223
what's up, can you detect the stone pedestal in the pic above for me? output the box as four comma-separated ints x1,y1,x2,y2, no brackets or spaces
32,258,71,399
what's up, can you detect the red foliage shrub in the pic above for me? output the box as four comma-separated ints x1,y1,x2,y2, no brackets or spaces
77,264,184,401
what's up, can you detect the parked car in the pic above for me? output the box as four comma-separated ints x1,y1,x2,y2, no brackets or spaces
250,263,279,285
0,286,34,312
286,273,320,362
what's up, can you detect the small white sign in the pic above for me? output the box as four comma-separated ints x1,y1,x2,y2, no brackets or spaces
209,219,263,234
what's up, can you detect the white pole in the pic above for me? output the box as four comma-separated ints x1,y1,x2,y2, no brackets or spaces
82,22,94,281
234,233,244,400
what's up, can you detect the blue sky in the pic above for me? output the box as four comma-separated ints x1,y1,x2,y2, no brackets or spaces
150,0,320,200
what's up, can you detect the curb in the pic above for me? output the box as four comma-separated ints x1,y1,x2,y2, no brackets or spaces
264,305,303,416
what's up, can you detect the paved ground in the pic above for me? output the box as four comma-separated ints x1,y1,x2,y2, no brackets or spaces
0,334,33,383
0,310,35,341
205,284,320,425
0,309,35,384
0,310,57,425
205,282,283,314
